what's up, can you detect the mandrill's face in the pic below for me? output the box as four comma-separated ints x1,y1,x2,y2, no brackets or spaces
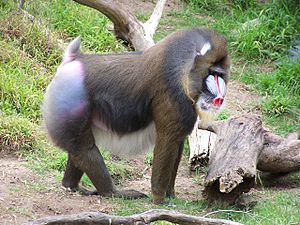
183,32,230,125
196,64,229,125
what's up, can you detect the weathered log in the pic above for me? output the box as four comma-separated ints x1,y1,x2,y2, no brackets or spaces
23,209,243,225
258,131,300,173
197,115,300,204
202,115,264,205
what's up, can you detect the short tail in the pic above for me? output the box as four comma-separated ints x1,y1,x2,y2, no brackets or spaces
63,37,81,63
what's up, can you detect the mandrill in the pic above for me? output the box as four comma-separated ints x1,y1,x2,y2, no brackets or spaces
42,28,230,204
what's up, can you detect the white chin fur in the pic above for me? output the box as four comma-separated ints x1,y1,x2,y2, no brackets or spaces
92,122,156,158
196,98,225,127
197,110,218,128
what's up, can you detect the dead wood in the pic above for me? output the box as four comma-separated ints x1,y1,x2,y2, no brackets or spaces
202,115,264,205
23,209,243,225
72,0,166,51
197,115,300,205
258,131,300,173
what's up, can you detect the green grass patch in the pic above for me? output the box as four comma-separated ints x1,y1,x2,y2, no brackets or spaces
240,60,300,134
218,109,231,120
209,191,300,225
231,1,300,61
0,39,49,121
189,0,300,62
0,12,62,70
38,0,125,53
0,113,39,154
110,190,300,225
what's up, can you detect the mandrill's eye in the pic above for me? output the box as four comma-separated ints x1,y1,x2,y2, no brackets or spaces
205,75,226,97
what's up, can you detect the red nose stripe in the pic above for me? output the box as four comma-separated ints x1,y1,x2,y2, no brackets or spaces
214,75,222,96
213,75,224,106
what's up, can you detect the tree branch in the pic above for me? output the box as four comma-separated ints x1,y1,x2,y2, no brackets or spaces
72,0,156,51
23,209,244,225
144,0,167,38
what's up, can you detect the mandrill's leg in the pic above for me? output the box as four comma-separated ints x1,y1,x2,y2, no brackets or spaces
62,154,98,195
69,128,147,199
166,141,184,198
62,154,83,189
150,97,194,204
151,133,185,204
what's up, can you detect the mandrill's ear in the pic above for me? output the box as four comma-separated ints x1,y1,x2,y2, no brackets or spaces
192,42,213,69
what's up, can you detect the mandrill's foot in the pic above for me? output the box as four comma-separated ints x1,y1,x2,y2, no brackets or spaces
166,189,176,199
152,194,166,205
112,189,148,199
66,186,98,196
63,184,147,199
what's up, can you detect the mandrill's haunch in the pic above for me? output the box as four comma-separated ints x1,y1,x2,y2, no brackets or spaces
42,28,230,204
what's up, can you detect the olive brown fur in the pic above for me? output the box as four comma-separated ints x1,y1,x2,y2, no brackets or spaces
42,28,230,204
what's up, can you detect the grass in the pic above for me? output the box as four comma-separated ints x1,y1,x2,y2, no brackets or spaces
0,113,38,154
0,0,300,224
39,0,125,53
213,191,300,225
240,60,300,134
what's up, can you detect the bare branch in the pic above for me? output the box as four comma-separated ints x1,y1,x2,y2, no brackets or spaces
144,0,167,37
73,0,154,51
23,209,244,225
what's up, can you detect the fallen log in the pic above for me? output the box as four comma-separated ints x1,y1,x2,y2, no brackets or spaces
258,132,300,173
23,209,243,225
196,115,300,205
202,115,263,205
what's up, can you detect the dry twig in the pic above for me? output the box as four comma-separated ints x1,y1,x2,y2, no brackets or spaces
23,209,243,225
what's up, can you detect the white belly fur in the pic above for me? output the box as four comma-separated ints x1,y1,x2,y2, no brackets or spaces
92,122,156,157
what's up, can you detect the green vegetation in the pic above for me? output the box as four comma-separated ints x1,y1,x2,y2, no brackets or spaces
217,109,231,120
0,113,39,153
1,0,300,224
241,60,300,135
